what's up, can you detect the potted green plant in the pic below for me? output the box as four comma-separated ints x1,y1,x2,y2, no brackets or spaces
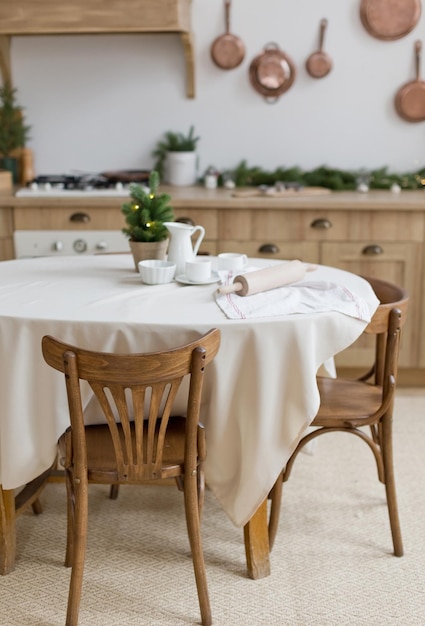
121,170,175,270
0,83,31,184
152,125,200,186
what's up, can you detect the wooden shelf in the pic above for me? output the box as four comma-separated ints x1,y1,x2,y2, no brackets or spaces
0,0,195,97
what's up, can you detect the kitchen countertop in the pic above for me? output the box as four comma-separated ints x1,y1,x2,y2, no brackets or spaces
1,186,425,211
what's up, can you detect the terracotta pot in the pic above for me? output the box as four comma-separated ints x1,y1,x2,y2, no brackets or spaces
129,238,169,272
0,156,20,184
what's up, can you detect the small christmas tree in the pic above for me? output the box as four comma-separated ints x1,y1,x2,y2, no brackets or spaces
121,170,174,242
0,83,31,156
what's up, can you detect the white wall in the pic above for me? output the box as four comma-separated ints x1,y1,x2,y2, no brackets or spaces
9,0,425,177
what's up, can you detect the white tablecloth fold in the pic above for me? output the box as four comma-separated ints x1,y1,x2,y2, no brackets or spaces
215,277,375,322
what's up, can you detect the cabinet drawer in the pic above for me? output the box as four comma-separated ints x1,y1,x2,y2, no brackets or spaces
322,241,422,368
217,240,319,264
14,207,126,230
0,207,13,236
220,209,425,242
173,208,218,239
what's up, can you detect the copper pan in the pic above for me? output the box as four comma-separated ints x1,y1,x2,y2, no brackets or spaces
101,170,150,183
211,0,245,70
306,18,332,79
395,40,425,122
360,0,421,41
249,43,296,103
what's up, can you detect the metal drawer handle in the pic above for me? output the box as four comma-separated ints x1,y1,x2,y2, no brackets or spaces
69,212,90,223
362,244,383,256
258,243,280,254
175,217,195,226
311,218,332,229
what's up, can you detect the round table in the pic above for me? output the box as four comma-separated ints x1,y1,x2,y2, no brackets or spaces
0,254,379,527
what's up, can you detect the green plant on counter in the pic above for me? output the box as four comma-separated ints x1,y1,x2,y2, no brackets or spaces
121,170,174,242
0,83,31,156
152,125,200,178
226,160,425,191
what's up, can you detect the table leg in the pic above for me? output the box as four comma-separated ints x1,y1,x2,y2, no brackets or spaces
0,486,16,575
0,468,52,575
243,499,270,579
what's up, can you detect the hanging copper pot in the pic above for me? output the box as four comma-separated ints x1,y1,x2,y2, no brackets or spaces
360,0,421,41
306,18,333,79
211,0,245,70
249,43,296,103
394,40,425,122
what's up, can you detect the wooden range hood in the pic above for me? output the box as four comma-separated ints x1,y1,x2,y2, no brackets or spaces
0,0,195,97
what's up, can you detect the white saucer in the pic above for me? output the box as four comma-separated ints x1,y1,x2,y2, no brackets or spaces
175,271,221,285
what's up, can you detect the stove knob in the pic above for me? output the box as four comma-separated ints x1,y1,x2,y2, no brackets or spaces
115,182,124,190
29,182,39,191
96,241,108,251
41,182,52,191
52,240,64,252
73,239,87,253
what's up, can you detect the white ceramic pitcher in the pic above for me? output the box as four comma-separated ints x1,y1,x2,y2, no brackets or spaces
163,222,205,277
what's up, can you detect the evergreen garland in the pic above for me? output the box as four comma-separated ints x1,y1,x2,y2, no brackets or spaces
226,160,425,190
121,171,174,242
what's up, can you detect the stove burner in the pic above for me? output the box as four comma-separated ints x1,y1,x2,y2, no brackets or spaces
28,170,151,191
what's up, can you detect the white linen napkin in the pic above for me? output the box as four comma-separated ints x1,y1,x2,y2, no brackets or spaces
215,271,375,322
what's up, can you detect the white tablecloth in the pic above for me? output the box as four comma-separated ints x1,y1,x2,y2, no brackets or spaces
0,255,379,527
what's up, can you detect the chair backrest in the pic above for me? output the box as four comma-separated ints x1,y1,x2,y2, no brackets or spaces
361,276,409,387
42,329,220,482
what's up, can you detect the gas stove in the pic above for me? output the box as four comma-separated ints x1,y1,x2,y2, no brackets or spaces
15,170,151,197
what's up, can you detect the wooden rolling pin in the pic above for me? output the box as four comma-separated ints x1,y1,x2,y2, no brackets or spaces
217,260,317,296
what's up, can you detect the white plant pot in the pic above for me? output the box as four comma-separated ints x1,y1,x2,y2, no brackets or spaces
166,151,197,186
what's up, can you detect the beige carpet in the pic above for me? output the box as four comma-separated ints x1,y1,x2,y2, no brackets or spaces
1,388,424,626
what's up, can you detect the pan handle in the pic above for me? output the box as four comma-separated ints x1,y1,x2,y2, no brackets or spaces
319,18,328,52
415,40,422,81
225,0,231,34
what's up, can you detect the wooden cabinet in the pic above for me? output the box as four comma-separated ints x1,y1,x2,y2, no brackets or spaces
2,188,425,379
218,207,424,369
14,205,126,230
173,207,218,256
322,242,421,368
0,206,14,260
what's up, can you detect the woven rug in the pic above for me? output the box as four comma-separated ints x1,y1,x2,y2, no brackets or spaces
1,389,424,626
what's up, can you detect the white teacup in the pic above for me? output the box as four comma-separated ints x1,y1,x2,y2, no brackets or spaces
185,258,212,282
218,252,248,272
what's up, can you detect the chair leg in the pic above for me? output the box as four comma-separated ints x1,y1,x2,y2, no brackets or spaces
66,478,89,626
183,473,211,626
268,471,283,551
109,484,119,500
197,467,205,519
64,470,74,568
381,417,403,556
31,498,43,515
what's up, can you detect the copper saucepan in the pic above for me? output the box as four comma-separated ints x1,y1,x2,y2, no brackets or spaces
395,40,425,122
360,0,421,41
211,0,245,70
249,43,296,103
306,18,332,79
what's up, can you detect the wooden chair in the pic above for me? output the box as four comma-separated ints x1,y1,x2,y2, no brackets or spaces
268,276,409,556
42,329,220,626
